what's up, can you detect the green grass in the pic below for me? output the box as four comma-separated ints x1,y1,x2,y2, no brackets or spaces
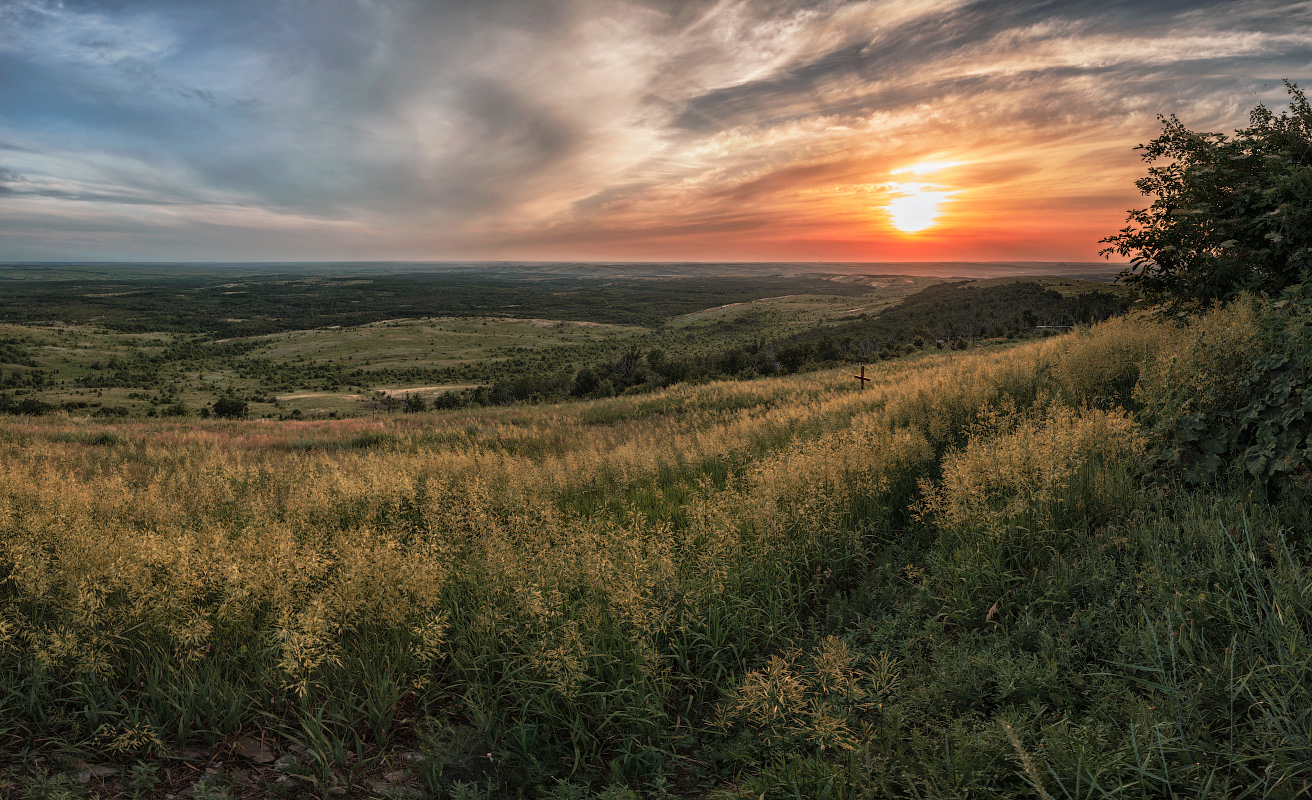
0,274,946,420
0,270,1133,422
4,303,1308,798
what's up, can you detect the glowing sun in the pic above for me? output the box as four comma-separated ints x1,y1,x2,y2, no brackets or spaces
887,183,953,233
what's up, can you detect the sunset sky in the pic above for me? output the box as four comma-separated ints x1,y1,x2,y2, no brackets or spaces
1,0,1310,263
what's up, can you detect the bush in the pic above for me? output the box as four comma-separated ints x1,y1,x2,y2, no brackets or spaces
1136,290,1312,488
1102,81,1312,311
1049,313,1170,408
11,397,54,416
159,400,190,417
917,406,1145,535
211,397,247,419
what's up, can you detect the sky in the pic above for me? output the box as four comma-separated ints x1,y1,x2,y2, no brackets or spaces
1,0,1310,264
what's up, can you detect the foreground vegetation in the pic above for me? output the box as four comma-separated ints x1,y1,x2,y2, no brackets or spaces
2,289,1310,798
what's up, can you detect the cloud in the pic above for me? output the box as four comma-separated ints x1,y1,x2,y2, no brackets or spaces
0,0,178,63
1,0,1310,261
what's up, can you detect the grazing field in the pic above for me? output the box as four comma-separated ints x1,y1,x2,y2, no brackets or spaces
0,265,1131,421
2,296,1310,798
0,265,926,420
0,264,888,336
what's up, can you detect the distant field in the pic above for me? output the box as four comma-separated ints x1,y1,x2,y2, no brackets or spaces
250,317,649,366
0,314,652,419
0,264,882,335
0,264,1135,420
0,266,937,418
668,274,938,330
0,259,1126,282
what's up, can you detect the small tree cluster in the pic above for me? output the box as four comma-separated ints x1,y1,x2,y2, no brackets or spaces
211,397,248,419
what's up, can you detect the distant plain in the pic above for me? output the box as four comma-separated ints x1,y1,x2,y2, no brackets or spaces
0,261,1123,420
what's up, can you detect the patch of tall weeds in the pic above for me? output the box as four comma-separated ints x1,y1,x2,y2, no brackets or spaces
1136,290,1312,491
3,306,1310,796
917,405,1145,537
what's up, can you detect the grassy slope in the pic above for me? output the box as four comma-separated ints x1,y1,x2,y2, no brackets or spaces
2,309,1310,798
0,276,941,420
0,274,1131,421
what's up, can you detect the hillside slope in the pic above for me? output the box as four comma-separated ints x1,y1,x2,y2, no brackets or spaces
1,304,1309,798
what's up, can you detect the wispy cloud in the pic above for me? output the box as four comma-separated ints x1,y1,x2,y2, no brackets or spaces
0,0,1309,261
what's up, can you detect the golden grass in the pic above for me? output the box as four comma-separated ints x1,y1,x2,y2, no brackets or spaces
917,406,1145,535
0,314,1179,711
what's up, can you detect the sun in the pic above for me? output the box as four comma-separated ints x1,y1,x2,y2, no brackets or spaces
886,183,953,233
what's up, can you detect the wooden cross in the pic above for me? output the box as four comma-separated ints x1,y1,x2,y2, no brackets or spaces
854,364,871,390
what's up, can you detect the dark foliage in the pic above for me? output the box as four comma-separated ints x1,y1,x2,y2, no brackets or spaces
1140,290,1312,491
450,281,1132,406
1101,81,1312,311
0,338,36,367
160,400,191,417
212,397,248,419
0,272,871,336
0,395,55,415
782,280,1130,355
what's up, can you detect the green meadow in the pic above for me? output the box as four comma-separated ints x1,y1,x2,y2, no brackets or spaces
0,267,1125,421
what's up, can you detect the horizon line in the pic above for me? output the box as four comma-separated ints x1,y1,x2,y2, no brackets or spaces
1,259,1128,266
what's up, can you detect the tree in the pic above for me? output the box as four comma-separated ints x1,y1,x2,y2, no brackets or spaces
572,367,599,397
1101,81,1312,311
12,397,53,416
212,397,248,419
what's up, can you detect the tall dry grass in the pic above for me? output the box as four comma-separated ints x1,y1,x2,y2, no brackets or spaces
0,312,1187,784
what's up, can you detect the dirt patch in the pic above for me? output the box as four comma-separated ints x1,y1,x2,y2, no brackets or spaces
375,385,479,397
276,393,365,401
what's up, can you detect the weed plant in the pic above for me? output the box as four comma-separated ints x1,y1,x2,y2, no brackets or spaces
1,304,1309,797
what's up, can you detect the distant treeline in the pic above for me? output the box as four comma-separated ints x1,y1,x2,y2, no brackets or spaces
0,272,872,335
417,281,1134,409
786,280,1127,352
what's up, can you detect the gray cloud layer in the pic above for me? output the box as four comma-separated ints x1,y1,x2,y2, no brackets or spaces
0,0,1309,261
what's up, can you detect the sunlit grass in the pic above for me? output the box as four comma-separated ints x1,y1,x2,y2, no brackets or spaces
2,306,1308,796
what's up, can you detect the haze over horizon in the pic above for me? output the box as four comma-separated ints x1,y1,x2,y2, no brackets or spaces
2,0,1309,264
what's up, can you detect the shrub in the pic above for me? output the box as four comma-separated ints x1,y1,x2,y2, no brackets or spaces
402,393,428,413
1136,290,1312,488
12,397,54,416
212,397,247,419
160,400,190,417
1048,312,1171,408
1102,81,1312,311
713,636,899,759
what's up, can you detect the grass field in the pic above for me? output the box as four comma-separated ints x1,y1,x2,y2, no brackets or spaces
0,271,946,419
0,267,1136,421
2,298,1309,798
666,275,938,330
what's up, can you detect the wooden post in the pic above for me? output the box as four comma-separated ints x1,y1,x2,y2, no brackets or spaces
854,364,871,390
